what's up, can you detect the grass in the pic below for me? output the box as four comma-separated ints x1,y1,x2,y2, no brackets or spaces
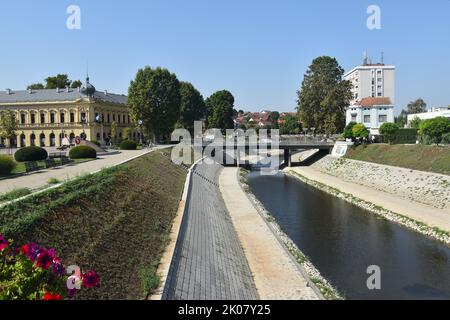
345,144,450,175
47,178,61,185
0,188,32,203
0,151,186,299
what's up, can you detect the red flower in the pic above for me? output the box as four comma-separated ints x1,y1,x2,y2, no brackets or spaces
82,270,100,288
36,250,53,270
43,291,62,300
0,235,9,251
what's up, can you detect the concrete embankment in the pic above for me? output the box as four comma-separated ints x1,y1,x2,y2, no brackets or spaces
285,155,450,237
219,167,321,300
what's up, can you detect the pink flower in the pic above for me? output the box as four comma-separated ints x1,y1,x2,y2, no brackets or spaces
82,270,100,288
36,250,53,270
0,235,9,251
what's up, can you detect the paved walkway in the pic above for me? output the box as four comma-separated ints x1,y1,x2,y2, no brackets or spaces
220,167,321,300
286,166,450,232
162,162,259,300
0,149,156,194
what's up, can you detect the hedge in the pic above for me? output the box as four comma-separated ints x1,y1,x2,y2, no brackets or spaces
69,146,97,159
90,140,101,147
0,155,17,175
14,146,48,162
120,140,137,150
382,128,418,144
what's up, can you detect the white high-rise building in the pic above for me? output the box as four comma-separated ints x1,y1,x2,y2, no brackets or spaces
344,54,396,134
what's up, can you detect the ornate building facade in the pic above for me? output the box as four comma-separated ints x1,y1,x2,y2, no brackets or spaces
0,77,135,148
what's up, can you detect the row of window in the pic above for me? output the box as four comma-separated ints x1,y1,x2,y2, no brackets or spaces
94,113,131,124
350,114,388,123
16,112,131,125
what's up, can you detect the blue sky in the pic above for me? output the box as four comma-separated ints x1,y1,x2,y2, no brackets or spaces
0,0,449,114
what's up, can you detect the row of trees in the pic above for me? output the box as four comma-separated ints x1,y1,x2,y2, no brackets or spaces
28,74,82,90
395,98,427,127
127,67,235,142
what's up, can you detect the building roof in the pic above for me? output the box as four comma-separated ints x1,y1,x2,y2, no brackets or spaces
0,88,127,105
358,97,392,107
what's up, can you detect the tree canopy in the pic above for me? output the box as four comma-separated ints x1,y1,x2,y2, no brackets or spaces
0,110,19,143
419,117,450,145
297,56,352,135
27,74,82,90
127,67,181,141
379,122,400,144
205,90,235,131
352,124,369,139
178,82,206,133
407,98,427,114
280,114,302,134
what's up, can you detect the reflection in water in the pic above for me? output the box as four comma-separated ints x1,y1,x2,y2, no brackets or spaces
247,171,450,300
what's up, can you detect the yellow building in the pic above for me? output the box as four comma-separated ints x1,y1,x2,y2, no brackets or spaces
0,77,136,148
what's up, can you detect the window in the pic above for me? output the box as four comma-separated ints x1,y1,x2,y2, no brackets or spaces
128,115,130,124
123,115,126,123
377,92,382,97
40,113,45,124
21,113,26,124
30,113,35,124
107,114,110,123
378,78,382,83
364,115,371,123
379,115,387,123
113,114,116,122
70,112,75,123
351,114,357,122
81,112,86,123
118,115,121,123
60,112,65,123
50,113,55,123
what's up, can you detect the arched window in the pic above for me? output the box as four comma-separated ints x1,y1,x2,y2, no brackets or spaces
59,133,65,146
69,133,75,145
40,133,45,147
20,134,26,147
50,133,56,147
9,136,17,148
30,134,36,146
96,133,101,141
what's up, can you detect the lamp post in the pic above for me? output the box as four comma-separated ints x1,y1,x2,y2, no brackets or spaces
138,120,143,145
96,115,104,146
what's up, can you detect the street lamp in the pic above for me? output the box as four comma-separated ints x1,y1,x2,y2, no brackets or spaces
95,114,104,146
138,119,143,145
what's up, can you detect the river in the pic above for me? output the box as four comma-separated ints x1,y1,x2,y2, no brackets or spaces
246,171,450,300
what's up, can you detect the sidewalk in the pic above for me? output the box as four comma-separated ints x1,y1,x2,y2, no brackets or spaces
285,167,450,233
219,167,320,300
0,149,156,194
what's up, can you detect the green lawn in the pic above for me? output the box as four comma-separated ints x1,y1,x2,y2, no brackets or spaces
345,144,450,175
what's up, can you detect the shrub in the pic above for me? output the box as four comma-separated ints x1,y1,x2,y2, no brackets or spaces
442,132,450,145
90,140,101,147
379,123,400,144
419,117,450,145
352,124,369,139
14,146,48,162
382,128,418,144
69,146,97,159
120,139,138,150
0,155,17,175
343,122,357,139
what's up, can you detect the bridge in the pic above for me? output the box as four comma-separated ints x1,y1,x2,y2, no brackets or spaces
193,136,336,167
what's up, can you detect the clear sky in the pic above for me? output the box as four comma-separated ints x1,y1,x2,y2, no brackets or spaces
0,0,449,114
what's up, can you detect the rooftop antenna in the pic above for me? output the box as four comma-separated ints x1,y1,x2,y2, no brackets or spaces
381,51,384,64
363,51,368,65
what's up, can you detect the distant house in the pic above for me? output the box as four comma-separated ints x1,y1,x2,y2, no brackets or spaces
346,97,395,135
407,106,450,126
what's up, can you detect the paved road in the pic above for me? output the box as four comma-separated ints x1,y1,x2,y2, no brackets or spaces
0,148,156,194
162,162,259,300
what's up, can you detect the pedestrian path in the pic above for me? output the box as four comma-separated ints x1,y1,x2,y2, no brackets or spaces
162,162,259,300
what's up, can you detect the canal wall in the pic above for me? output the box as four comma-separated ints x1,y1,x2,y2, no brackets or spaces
311,156,450,211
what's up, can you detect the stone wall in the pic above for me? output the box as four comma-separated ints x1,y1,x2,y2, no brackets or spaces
311,156,450,210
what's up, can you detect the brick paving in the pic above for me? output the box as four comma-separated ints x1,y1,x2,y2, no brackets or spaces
162,162,259,300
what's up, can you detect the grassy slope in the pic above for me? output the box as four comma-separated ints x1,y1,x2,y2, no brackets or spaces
345,144,450,175
0,150,186,299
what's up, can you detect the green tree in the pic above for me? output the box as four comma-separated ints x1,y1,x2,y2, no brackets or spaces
419,117,450,145
379,122,400,144
127,67,181,142
110,121,118,145
70,80,83,88
395,109,408,127
343,122,357,139
178,82,206,134
45,74,71,89
206,90,235,131
407,98,427,114
297,56,352,135
410,116,422,129
269,111,280,128
27,83,44,90
352,124,369,139
280,115,302,134
0,110,19,148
